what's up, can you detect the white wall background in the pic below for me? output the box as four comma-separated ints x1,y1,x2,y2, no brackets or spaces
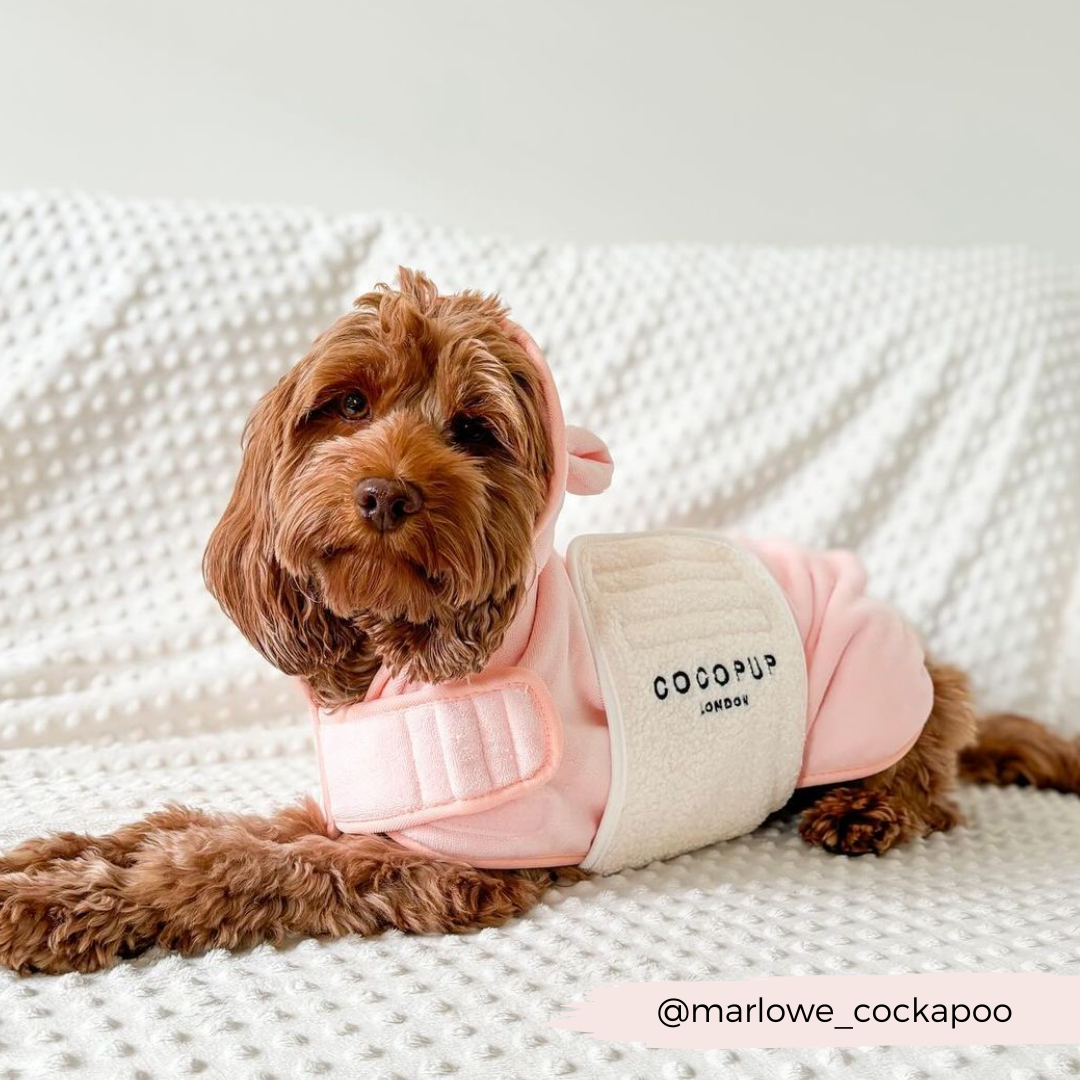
1,0,1078,256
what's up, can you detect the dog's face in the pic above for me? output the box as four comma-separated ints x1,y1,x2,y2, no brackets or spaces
204,270,553,703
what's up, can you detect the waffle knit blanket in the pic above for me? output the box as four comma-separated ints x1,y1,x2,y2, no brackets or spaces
2,191,1079,1079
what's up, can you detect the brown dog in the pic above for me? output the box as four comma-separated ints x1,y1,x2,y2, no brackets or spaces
1,270,1076,974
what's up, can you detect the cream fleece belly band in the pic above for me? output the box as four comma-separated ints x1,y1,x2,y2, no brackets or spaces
568,531,809,875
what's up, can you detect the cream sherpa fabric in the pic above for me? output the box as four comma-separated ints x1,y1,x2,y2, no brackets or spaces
572,532,807,875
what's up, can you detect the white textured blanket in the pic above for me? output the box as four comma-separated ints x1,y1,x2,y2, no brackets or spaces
2,191,1079,1079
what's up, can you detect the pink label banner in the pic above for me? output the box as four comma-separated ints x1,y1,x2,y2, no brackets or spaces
548,974,1079,1049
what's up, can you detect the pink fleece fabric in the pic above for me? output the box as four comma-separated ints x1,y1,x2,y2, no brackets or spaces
309,324,934,869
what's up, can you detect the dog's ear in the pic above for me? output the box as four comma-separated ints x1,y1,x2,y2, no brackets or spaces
393,328,553,683
435,587,524,680
203,374,377,697
358,586,525,686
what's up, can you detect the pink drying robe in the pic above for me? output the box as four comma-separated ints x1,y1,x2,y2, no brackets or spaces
308,324,934,871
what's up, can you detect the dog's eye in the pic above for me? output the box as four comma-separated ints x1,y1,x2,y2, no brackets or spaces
338,392,370,421
450,414,498,452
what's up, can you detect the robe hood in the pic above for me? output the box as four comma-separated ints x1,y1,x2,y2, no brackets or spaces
503,321,614,568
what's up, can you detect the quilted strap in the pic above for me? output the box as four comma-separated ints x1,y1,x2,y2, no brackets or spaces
311,667,562,834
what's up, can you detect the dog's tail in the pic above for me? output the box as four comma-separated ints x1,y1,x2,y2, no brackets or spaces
959,711,1080,794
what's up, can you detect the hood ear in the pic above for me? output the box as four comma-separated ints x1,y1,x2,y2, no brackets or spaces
203,374,376,698
503,321,614,566
565,425,614,496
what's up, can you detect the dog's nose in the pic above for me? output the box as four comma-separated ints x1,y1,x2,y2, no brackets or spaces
354,477,424,532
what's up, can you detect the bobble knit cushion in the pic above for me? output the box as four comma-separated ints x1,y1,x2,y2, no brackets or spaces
1,191,1079,1079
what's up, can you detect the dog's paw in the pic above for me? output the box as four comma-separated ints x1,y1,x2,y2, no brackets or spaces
0,859,148,975
0,808,223,877
959,746,1039,788
922,797,964,834
0,832,99,875
0,828,148,875
799,787,908,856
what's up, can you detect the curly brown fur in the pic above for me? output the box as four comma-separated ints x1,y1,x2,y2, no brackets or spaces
798,661,977,854
959,712,1080,792
3,270,1072,975
202,267,552,705
0,799,579,975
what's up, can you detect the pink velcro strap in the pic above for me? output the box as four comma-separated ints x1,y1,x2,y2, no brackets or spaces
314,667,562,834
